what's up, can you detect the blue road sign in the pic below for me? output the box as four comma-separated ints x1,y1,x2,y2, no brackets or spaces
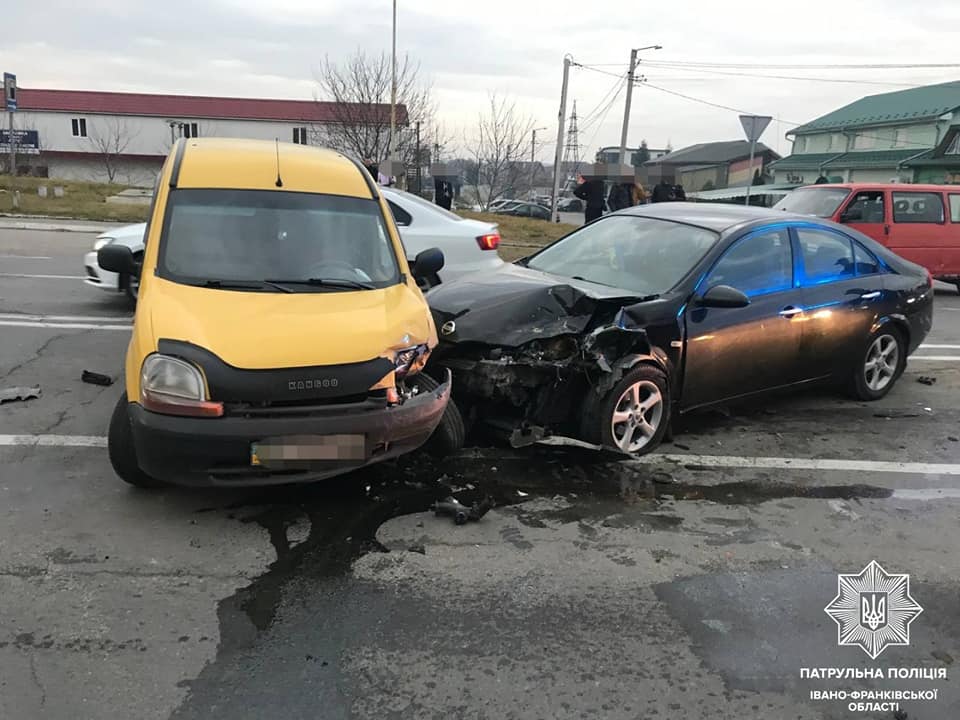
4,73,17,112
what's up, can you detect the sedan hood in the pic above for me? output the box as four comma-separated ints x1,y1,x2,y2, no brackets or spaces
427,263,644,347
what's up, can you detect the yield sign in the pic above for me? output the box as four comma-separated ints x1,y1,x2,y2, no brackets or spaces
739,115,772,143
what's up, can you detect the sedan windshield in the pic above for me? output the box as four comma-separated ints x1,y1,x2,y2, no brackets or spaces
774,187,850,218
159,189,400,290
525,216,718,295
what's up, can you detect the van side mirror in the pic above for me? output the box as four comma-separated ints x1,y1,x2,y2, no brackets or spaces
840,207,862,223
410,247,444,280
698,284,750,308
98,244,139,276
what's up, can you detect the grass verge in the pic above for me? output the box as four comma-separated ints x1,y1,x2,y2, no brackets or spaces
0,175,150,223
458,211,577,262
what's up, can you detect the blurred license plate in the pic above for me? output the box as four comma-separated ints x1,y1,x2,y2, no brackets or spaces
251,435,367,466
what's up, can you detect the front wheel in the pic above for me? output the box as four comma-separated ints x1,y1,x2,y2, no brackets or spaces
583,365,671,455
848,327,906,401
409,373,465,457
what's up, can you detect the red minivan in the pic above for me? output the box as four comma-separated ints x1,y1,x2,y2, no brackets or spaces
774,183,960,290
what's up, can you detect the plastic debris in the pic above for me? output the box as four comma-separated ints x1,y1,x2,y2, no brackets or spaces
81,370,113,386
433,496,495,525
917,376,937,386
0,386,41,403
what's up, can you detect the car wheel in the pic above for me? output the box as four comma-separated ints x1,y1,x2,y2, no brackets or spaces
849,327,906,401
409,372,465,457
123,251,143,307
584,365,670,455
108,393,166,488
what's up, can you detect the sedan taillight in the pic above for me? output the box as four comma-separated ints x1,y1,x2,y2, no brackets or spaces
476,233,500,251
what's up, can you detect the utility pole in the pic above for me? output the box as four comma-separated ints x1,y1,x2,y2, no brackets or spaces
4,72,16,180
618,44,661,165
530,126,546,195
388,0,397,171
415,121,421,195
550,56,572,223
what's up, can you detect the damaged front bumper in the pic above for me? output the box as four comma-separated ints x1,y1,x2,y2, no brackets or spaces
129,371,451,486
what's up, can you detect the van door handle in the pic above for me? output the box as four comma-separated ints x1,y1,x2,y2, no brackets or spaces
860,291,881,300
884,224,890,236
779,305,803,318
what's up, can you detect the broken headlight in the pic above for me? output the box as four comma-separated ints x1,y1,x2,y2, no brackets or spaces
140,354,223,417
393,344,430,378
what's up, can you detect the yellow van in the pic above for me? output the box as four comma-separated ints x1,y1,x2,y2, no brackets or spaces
99,138,459,487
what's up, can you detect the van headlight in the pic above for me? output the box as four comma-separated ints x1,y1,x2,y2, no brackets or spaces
140,354,223,417
394,344,429,378
93,237,114,251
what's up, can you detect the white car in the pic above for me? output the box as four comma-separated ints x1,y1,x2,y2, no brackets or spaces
84,186,504,305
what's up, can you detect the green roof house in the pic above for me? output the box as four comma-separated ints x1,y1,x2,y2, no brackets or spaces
769,81,960,185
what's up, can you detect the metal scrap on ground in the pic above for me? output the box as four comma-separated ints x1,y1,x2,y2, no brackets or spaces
0,386,41,403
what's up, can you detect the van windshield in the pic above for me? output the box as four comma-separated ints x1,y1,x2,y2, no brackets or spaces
773,187,851,218
158,189,400,291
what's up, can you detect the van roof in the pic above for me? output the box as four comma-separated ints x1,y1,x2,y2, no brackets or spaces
172,138,374,197
797,183,958,192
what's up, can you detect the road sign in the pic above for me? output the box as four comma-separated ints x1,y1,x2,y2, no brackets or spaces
739,115,771,143
4,73,16,112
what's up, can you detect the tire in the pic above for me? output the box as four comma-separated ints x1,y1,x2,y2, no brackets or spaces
583,365,671,455
108,393,166,488
848,326,906,401
410,372,465,457
123,251,143,308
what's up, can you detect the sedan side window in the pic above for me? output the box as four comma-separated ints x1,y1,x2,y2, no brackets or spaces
853,242,880,275
796,228,855,285
705,229,792,297
387,200,412,227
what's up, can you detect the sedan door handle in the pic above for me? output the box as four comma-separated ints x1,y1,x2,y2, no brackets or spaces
779,306,803,318
860,291,881,300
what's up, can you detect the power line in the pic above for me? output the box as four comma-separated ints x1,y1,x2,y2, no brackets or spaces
639,61,960,70
640,62,922,87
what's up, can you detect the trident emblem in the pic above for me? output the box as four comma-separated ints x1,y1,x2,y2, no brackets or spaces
860,592,888,631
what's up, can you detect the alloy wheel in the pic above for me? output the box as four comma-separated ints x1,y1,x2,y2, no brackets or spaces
864,334,899,392
610,380,664,453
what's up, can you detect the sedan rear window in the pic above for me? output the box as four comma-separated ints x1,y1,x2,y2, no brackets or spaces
159,189,400,290
526,216,717,295
774,187,850,218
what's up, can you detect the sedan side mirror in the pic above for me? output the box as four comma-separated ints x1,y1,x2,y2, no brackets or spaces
698,284,750,308
98,244,139,276
410,247,444,280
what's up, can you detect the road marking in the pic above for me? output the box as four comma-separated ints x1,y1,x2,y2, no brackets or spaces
0,320,131,330
892,488,960,500
910,356,960,361
0,313,131,322
0,435,107,448
919,344,960,349
631,454,960,476
0,254,52,259
0,273,84,280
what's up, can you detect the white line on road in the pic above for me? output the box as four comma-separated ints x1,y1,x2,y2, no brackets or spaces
0,435,107,448
0,320,131,330
892,488,960,500
631,453,960,476
0,254,53,259
910,356,960,361
0,313,131,322
0,273,84,280
919,344,960,349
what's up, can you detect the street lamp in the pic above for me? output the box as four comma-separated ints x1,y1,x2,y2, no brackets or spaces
618,44,662,165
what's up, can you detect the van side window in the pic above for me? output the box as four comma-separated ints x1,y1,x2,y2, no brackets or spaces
841,191,884,223
796,228,855,285
853,242,880,275
949,194,960,223
892,192,944,223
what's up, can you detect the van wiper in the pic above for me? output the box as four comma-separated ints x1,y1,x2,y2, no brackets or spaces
199,279,293,293
264,277,375,291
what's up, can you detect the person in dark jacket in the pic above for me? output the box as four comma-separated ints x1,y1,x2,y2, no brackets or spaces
607,182,634,212
650,181,674,203
573,176,605,223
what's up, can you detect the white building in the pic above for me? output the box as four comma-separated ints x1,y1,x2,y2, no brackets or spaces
10,88,398,186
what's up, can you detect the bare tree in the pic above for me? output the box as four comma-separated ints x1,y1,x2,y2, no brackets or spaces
463,94,534,211
312,50,432,167
88,118,138,183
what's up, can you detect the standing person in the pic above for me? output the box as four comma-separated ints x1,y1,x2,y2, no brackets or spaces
607,182,633,212
573,175,605,223
632,183,648,205
363,157,379,180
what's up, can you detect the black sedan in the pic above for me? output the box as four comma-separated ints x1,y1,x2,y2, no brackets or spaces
426,203,934,455
494,202,551,220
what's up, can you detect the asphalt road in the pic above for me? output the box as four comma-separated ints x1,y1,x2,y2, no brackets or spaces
1,223,959,720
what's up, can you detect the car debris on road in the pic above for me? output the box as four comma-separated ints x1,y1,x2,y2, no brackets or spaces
81,370,114,386
433,496,495,525
0,385,41,403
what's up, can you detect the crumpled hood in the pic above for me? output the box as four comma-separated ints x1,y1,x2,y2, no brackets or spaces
427,263,643,347
146,278,433,368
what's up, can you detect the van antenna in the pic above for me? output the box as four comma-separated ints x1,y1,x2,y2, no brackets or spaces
274,139,284,187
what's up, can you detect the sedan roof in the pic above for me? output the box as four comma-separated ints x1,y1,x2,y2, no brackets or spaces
621,202,794,232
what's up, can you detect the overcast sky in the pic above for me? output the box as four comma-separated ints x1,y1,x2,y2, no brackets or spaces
4,0,960,160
